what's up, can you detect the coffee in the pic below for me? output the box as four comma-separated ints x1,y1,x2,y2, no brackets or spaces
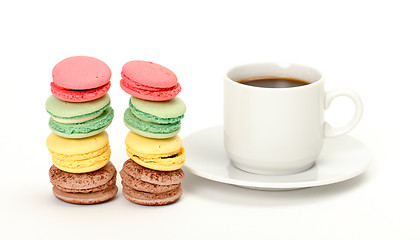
238,77,310,88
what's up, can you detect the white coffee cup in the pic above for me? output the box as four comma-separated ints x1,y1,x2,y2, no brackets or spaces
224,62,363,175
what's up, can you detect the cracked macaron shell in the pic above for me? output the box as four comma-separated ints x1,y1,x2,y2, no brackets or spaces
125,131,186,171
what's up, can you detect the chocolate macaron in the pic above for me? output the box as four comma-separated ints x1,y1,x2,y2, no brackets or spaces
120,159,184,206
49,162,118,204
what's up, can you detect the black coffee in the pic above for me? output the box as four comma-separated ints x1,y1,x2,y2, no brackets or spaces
237,77,310,88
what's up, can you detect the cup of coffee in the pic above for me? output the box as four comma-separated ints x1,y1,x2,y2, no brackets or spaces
224,62,363,175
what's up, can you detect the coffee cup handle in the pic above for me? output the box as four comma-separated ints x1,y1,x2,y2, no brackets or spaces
324,89,363,138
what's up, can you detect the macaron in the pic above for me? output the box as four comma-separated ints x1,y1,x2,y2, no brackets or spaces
125,131,186,171
120,159,184,206
49,162,118,204
123,96,186,139
46,131,111,173
120,159,184,194
122,183,182,206
51,56,111,102
120,60,181,101
46,94,114,138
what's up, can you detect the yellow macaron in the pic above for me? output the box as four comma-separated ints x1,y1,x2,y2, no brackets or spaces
46,131,111,173
125,131,185,171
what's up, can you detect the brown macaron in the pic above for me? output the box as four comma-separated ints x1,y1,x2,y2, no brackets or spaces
49,162,118,204
120,159,184,205
122,183,183,206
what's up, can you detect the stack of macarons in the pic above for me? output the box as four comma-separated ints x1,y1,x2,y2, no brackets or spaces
45,56,117,204
120,60,186,206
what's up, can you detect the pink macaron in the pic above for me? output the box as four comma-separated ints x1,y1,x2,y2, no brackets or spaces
51,56,111,102
120,61,181,101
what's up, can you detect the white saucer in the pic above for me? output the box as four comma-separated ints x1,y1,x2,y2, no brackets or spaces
183,125,371,191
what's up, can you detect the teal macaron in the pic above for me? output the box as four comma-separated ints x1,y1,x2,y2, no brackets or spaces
123,96,186,139
45,94,114,138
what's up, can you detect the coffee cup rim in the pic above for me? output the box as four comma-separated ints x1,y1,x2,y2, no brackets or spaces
225,62,324,91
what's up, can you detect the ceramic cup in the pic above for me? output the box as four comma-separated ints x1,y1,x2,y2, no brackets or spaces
224,62,363,175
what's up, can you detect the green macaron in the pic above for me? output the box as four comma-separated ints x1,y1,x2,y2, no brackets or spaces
46,94,114,138
123,96,186,139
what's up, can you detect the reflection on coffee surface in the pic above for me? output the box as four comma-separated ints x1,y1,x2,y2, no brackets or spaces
238,77,310,88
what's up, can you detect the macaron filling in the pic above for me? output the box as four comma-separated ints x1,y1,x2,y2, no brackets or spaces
49,107,114,135
128,100,184,124
127,146,186,171
51,110,104,124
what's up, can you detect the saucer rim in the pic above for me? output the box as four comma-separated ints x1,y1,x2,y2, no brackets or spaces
183,125,371,190
184,161,370,190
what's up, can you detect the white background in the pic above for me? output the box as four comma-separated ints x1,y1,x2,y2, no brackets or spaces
0,0,419,239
